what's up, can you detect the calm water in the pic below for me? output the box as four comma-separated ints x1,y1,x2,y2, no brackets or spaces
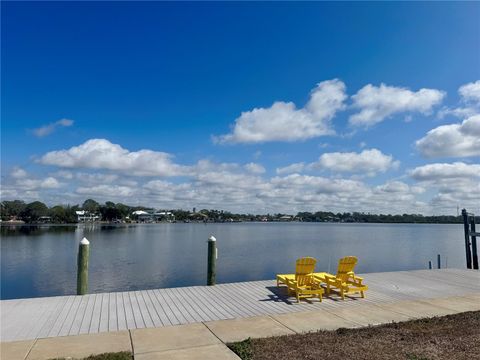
0,222,466,300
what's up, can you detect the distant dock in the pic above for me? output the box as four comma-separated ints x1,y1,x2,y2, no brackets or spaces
1,268,479,343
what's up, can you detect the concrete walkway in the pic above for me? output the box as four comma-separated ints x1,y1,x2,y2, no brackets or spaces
2,293,479,359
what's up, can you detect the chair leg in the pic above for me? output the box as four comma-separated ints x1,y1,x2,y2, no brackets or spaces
319,293,322,302
296,293,300,303
341,289,345,300
361,290,365,298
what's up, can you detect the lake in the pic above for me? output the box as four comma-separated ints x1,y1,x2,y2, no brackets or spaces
0,222,466,300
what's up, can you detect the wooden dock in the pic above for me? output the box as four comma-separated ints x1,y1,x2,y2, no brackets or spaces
1,268,479,342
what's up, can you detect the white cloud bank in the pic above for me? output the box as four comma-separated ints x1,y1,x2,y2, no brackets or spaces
276,149,398,177
39,139,187,177
416,115,480,158
215,79,346,144
350,84,445,127
312,148,399,176
33,119,74,137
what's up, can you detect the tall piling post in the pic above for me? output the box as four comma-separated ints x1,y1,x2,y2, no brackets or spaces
471,217,478,270
77,237,90,295
207,235,217,286
437,254,441,269
428,261,432,270
462,209,472,269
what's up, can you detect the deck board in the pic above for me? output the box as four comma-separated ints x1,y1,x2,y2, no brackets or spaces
1,269,479,342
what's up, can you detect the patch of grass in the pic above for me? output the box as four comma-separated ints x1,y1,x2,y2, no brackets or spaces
50,351,132,360
228,338,254,360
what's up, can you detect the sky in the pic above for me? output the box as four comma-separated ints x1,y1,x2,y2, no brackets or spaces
1,2,480,215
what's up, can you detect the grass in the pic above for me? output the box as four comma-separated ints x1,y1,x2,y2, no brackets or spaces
51,351,132,360
228,311,480,360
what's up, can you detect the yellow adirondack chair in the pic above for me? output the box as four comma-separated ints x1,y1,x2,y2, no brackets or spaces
313,256,368,300
276,257,325,302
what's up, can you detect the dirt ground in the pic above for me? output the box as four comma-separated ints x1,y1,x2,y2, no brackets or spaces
228,311,480,360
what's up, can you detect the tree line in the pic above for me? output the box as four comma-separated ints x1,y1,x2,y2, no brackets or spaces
1,199,475,224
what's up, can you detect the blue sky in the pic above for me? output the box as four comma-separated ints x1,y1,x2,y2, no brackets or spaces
1,2,479,214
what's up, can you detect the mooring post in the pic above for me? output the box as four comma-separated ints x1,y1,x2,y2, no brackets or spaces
428,261,432,270
462,209,472,269
207,235,217,286
470,217,479,270
77,237,90,295
437,254,441,269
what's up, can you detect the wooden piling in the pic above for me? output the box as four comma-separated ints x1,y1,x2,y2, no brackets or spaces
462,209,472,269
471,217,479,270
428,261,432,270
207,235,217,286
77,237,90,295
437,254,441,269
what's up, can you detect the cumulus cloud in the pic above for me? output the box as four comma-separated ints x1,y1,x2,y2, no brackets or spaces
76,185,136,197
312,148,399,176
276,162,306,175
409,162,480,181
349,84,445,127
10,167,27,179
38,139,187,177
33,118,74,137
215,79,346,144
437,80,480,119
459,80,480,103
416,115,480,158
15,177,61,190
244,162,266,174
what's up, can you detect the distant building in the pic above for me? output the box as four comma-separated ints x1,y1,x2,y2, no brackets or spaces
75,210,100,222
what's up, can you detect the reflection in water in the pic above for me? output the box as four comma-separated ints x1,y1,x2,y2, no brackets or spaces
0,223,464,300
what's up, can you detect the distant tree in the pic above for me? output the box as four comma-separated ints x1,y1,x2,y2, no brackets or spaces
1,200,26,220
19,201,49,223
49,205,77,223
82,199,100,213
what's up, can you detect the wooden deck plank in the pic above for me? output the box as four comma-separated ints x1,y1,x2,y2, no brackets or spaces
58,296,83,337
128,291,146,328
145,289,171,326
98,292,110,333
68,295,90,336
121,292,137,329
47,296,76,337
79,294,96,334
161,288,191,324
116,292,127,331
162,286,198,323
2,269,479,342
89,293,103,333
134,291,155,328
108,292,118,332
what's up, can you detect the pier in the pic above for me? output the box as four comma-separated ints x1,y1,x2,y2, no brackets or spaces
2,268,479,343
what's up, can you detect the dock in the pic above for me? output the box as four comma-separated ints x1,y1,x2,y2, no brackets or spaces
1,268,479,344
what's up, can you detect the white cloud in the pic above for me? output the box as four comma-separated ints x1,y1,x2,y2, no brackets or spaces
11,167,27,179
276,162,306,175
76,185,136,197
349,84,445,127
459,80,480,103
33,118,74,137
312,149,399,176
409,162,480,181
416,115,480,158
38,139,187,177
215,79,346,143
437,80,480,119
15,177,61,190
244,162,266,174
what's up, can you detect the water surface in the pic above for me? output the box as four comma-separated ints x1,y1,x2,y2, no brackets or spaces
0,222,465,300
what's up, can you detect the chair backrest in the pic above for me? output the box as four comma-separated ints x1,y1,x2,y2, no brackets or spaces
295,257,316,286
336,256,358,281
